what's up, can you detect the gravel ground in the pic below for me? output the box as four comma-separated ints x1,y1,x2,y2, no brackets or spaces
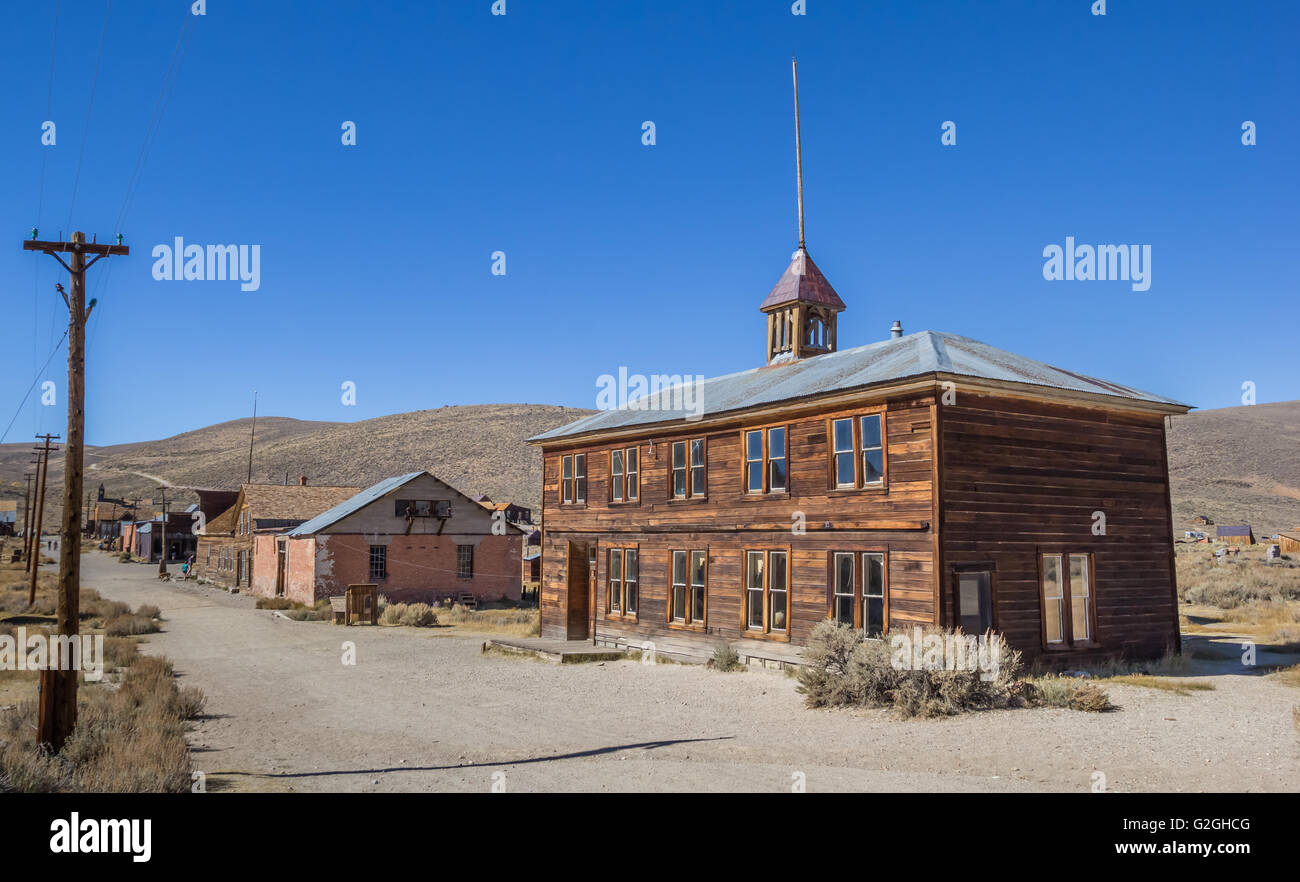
75,550,1300,793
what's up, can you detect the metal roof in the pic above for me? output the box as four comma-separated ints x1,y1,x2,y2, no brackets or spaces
759,249,846,311
530,330,1189,443
286,472,424,536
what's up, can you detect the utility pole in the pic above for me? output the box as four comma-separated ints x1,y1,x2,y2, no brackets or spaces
157,487,168,577
20,473,33,560
247,391,258,483
27,435,58,602
24,230,129,753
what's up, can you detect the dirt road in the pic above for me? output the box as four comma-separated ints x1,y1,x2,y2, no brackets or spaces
78,551,1300,793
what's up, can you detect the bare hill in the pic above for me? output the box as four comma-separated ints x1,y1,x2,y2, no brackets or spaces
3,400,1294,539
0,405,591,524
1167,400,1300,537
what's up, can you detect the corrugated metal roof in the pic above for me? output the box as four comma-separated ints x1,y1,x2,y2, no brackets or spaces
286,472,424,537
530,330,1189,443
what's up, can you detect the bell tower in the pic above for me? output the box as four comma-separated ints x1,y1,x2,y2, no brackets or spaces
762,57,845,365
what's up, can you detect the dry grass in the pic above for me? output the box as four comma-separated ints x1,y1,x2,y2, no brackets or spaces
1105,674,1215,695
1270,665,1300,688
1030,677,1117,712
435,604,539,637
0,654,199,793
709,643,743,672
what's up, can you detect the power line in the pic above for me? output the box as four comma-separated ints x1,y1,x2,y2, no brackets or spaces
65,0,113,234
1,330,69,445
115,10,192,236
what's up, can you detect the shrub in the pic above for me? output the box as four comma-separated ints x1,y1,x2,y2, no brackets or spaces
255,597,296,610
136,604,161,621
176,686,206,720
105,614,160,638
710,642,742,672
1031,676,1116,712
102,636,139,671
797,621,1025,718
380,602,438,627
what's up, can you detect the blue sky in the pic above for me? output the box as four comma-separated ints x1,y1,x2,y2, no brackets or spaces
2,0,1296,446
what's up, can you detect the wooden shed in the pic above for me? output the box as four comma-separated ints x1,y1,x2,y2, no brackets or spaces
1278,531,1300,555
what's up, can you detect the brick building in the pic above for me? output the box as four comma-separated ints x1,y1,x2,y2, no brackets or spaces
278,471,525,605
194,480,359,591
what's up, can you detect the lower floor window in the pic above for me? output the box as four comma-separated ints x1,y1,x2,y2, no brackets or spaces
369,544,387,580
1040,552,1093,646
829,550,887,635
669,550,708,625
956,570,992,635
745,549,789,634
608,547,638,616
457,544,474,579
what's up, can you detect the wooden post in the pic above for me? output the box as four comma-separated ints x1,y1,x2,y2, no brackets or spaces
22,230,128,753
158,490,168,577
20,473,33,562
28,434,56,602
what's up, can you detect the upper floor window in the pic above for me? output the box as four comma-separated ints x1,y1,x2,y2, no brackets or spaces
671,439,707,499
610,447,638,502
743,427,787,494
1041,553,1094,647
395,499,451,518
830,413,885,489
561,453,587,504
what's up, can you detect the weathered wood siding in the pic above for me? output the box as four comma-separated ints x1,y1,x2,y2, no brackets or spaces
938,393,1180,662
539,393,939,645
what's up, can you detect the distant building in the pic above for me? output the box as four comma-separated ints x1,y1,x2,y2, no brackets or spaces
1216,525,1255,545
0,501,17,537
194,479,360,591
1190,514,1214,527
278,471,524,606
479,500,533,526
1278,531,1300,555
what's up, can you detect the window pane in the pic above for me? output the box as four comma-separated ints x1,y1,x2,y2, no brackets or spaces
1070,554,1090,641
748,589,764,629
690,440,705,496
769,590,787,631
768,427,785,460
832,418,853,453
626,449,638,500
747,551,764,589
833,552,854,626
672,441,685,470
747,462,763,493
958,572,991,635
672,550,687,586
1042,555,1062,641
745,430,762,461
562,456,572,480
690,551,707,623
690,439,704,467
625,549,638,583
835,452,855,487
673,466,687,497
864,553,884,598
860,414,882,449
769,552,787,592
611,451,623,501
610,551,622,582
865,597,884,636
769,458,787,492
691,586,705,622
672,585,686,621
862,449,884,484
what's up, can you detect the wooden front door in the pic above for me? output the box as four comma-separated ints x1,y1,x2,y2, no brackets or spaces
565,541,591,639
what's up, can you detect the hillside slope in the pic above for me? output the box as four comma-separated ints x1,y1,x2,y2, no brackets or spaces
1166,400,1300,537
2,400,1295,538
0,405,592,522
